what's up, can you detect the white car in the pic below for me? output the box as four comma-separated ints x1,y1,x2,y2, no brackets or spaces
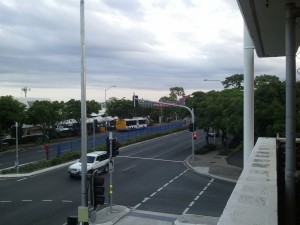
68,151,109,177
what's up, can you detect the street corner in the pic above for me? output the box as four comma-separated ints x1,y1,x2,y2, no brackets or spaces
90,205,130,225
174,214,219,225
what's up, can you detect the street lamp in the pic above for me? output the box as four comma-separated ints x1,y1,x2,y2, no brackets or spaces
204,79,222,82
104,85,116,115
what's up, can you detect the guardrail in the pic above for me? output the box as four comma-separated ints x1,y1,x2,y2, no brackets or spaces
218,137,278,225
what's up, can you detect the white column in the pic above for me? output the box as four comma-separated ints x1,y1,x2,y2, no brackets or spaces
243,24,254,167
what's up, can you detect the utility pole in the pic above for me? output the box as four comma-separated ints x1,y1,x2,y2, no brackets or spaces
78,0,88,224
21,87,30,97
15,122,19,174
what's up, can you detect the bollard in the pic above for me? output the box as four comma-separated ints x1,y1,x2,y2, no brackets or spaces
44,144,49,160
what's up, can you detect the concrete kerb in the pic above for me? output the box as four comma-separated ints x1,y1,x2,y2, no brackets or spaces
184,155,238,183
90,205,130,225
174,214,220,225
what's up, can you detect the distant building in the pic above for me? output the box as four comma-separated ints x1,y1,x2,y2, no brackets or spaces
17,97,51,108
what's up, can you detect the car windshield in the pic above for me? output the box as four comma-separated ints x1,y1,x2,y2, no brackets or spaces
79,156,96,164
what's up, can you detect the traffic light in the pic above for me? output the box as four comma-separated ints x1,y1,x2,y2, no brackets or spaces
193,132,197,139
133,95,139,107
106,137,120,157
93,175,105,210
10,124,22,138
188,122,195,132
112,138,120,157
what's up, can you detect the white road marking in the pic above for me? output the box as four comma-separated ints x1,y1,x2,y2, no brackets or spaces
62,200,72,203
134,169,189,210
150,192,157,197
157,187,163,192
42,200,53,202
182,178,215,215
123,165,136,172
142,197,149,203
133,203,141,210
152,149,176,159
17,178,27,182
128,146,154,156
118,155,183,163
183,208,189,214
1,200,12,203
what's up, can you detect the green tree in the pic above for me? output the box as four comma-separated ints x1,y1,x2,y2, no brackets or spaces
25,101,61,126
222,74,244,90
87,100,101,116
64,99,81,122
0,96,26,133
106,98,133,118
254,75,285,137
170,87,185,100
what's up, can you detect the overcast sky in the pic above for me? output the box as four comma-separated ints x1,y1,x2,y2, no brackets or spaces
0,0,288,102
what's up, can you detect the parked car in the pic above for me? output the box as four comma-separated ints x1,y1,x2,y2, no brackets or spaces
68,151,109,177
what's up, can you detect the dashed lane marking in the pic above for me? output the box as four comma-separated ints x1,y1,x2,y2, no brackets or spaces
132,169,189,210
182,178,215,214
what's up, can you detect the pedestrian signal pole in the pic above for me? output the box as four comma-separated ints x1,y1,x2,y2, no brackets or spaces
109,131,113,213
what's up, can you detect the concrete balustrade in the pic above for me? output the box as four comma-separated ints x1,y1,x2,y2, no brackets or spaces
218,137,278,225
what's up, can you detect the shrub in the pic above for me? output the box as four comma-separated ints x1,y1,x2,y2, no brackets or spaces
194,144,216,155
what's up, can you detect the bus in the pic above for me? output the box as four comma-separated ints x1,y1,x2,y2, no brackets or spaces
115,117,148,131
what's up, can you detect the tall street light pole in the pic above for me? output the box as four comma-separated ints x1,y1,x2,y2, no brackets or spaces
79,1,88,223
104,85,116,115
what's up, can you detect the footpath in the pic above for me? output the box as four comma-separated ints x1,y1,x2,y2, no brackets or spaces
91,149,243,225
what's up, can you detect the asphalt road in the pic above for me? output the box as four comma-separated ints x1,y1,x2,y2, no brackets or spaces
0,130,235,225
